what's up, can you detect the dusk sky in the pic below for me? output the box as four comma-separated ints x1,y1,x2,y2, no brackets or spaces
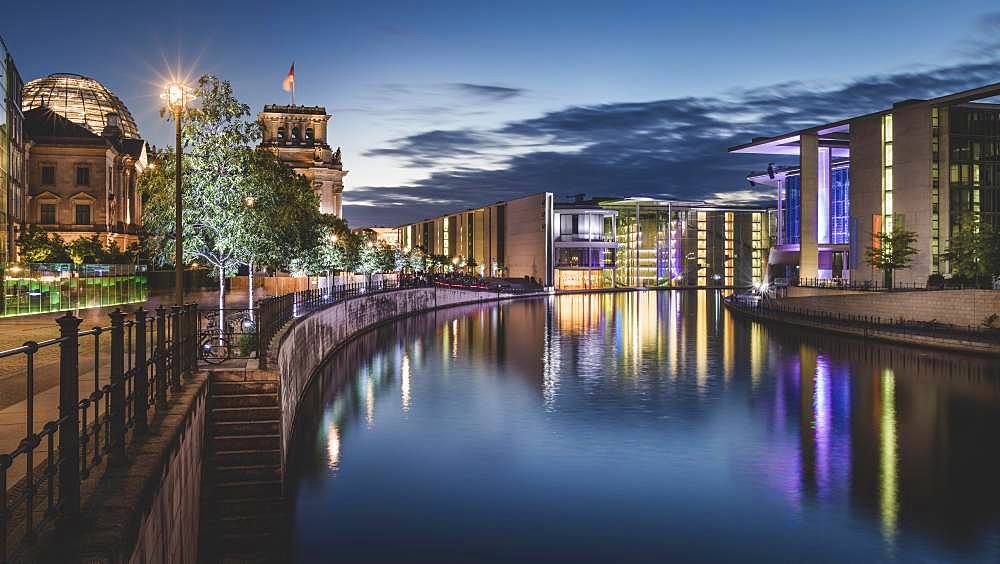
6,1,1000,226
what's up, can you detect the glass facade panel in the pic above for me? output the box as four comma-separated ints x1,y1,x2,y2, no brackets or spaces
2,263,147,317
783,174,801,245
831,166,850,244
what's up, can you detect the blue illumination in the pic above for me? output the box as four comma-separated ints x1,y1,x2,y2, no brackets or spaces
784,174,801,245
831,166,850,244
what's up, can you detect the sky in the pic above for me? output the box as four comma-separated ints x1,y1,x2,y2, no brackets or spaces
5,1,1000,227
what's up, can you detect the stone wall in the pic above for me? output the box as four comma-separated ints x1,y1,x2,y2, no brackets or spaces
274,288,530,461
781,289,1000,327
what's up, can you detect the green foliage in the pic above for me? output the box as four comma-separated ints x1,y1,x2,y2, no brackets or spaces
943,215,1000,285
864,224,919,287
16,226,71,263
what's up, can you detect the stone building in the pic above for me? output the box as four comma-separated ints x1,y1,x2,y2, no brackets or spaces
20,74,148,251
258,104,346,217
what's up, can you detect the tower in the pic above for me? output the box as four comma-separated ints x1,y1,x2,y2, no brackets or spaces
258,105,347,217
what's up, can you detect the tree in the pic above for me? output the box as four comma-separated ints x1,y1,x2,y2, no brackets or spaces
67,235,110,264
944,214,1000,286
16,226,71,263
865,224,919,288
139,75,261,320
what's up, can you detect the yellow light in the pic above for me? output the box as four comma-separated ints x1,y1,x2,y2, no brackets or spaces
161,81,194,114
244,195,256,208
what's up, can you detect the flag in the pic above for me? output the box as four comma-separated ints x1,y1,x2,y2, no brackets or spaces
282,63,295,92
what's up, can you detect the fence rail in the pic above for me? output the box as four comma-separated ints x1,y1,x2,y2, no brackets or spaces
725,293,1000,344
0,304,197,560
793,277,929,292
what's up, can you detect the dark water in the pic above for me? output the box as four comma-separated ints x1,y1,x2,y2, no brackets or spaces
286,291,1000,563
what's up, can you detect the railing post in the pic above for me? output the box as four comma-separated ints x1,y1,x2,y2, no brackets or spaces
171,306,182,392
57,313,82,521
155,306,168,409
133,308,148,435
109,309,126,465
184,304,196,376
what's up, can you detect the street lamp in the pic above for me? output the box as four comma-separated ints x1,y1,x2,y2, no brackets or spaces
161,81,193,305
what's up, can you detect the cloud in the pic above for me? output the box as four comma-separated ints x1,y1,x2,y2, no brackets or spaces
346,46,1000,227
449,83,526,101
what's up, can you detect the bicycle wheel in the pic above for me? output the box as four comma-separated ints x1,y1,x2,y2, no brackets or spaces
200,336,230,364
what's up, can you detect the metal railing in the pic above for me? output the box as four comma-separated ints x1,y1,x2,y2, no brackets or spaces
794,277,928,292
0,304,198,559
725,294,1000,344
257,279,430,368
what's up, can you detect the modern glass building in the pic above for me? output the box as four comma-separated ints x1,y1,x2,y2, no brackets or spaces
731,82,1000,285
551,197,618,289
599,199,769,288
1,34,26,265
3,263,147,317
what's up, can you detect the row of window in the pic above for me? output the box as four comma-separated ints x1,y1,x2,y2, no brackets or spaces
275,126,315,143
39,164,91,186
38,202,91,225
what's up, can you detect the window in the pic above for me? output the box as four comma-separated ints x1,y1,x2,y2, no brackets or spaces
41,165,55,185
277,126,286,141
305,128,314,141
291,127,300,142
75,204,91,225
76,166,90,186
40,203,57,224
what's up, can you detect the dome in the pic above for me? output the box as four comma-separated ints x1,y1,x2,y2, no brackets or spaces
22,73,140,139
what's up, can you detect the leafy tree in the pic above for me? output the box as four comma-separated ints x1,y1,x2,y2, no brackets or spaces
943,214,1000,286
67,235,110,264
16,226,71,263
140,75,260,317
865,224,919,288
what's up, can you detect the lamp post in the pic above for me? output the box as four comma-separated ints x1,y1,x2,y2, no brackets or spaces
163,82,191,305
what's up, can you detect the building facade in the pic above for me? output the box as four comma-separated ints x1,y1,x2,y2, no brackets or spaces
732,83,1000,285
599,199,769,288
397,193,554,285
1,35,25,264
20,74,148,251
258,105,346,217
395,193,769,289
552,197,618,289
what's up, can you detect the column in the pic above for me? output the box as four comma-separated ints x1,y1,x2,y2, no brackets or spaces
799,133,819,280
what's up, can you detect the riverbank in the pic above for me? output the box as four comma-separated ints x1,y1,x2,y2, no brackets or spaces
724,292,1000,355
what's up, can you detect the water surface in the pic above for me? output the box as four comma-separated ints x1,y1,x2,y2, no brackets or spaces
287,291,1000,563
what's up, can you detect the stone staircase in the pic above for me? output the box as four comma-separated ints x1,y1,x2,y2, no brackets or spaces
200,370,287,562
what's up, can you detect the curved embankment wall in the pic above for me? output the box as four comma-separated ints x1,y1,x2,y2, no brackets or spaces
273,287,534,460
779,289,1000,327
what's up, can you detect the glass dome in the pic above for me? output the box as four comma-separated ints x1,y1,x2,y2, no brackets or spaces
22,73,140,139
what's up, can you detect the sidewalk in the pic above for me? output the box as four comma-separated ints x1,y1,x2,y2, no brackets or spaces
0,288,265,489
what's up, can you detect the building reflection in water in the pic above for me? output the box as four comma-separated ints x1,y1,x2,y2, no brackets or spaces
289,292,1000,557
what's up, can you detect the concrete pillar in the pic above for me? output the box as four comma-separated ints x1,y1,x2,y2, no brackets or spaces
799,133,819,280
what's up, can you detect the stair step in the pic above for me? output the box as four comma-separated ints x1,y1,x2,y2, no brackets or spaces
211,406,281,422
212,464,282,483
211,449,282,467
213,381,279,396
211,434,281,452
212,420,280,436
210,371,278,383
213,480,283,499
213,394,279,408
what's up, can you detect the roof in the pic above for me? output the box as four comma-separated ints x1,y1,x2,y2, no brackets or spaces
24,106,105,143
261,104,328,116
728,81,1000,156
22,73,140,139
598,197,770,212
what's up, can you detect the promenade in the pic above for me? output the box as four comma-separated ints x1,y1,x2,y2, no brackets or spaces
0,289,260,487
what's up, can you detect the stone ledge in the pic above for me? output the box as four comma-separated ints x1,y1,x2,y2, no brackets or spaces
22,374,209,564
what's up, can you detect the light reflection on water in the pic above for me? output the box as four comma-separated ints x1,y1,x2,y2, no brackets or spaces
287,291,1000,563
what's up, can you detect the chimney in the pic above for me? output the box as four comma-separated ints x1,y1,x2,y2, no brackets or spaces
102,112,122,138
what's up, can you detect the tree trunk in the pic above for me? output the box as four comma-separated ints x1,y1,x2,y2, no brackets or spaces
218,264,225,339
248,258,255,321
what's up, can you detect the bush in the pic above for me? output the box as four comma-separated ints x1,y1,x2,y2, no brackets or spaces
926,274,945,289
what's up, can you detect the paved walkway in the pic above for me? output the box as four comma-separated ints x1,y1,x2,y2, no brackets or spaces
0,289,264,489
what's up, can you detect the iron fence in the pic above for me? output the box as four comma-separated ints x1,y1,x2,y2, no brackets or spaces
0,304,198,559
794,277,928,292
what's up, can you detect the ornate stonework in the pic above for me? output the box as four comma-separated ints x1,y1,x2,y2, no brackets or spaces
258,105,347,217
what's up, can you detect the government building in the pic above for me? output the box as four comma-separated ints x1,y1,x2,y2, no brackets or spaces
20,73,149,251
258,104,346,217
731,82,1000,285
394,193,769,290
